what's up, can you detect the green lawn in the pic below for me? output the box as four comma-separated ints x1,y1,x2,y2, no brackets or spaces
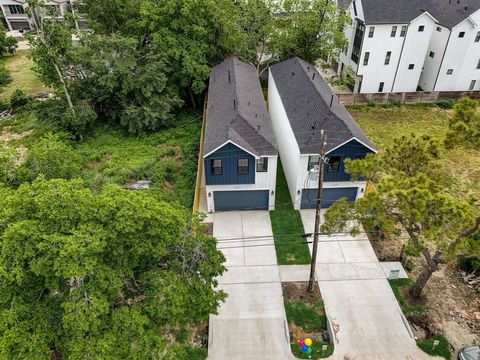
417,335,451,360
270,160,311,265
0,50,49,100
349,104,480,199
388,279,426,314
284,300,327,333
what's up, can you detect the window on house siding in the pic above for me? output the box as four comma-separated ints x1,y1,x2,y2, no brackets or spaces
400,25,407,37
469,80,476,91
256,157,268,172
211,159,222,175
307,155,320,171
418,25,425,32
378,82,385,92
385,51,391,65
363,52,370,66
8,5,24,14
459,31,465,38
447,69,453,75
368,26,375,38
476,31,480,42
477,58,480,69
237,159,249,175
351,21,365,64
391,26,397,37
408,64,415,70
327,156,341,172
437,27,442,32
429,51,435,58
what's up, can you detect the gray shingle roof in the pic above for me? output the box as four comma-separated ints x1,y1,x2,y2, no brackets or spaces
361,0,480,28
269,57,376,155
337,0,353,11
204,57,277,157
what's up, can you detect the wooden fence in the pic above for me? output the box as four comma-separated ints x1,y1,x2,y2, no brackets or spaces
337,90,480,105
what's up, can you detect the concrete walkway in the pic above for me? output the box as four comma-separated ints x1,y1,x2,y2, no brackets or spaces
207,211,294,360
300,209,435,360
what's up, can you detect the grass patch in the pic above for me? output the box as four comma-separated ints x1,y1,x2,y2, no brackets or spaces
269,160,310,264
389,279,426,314
0,51,49,100
349,104,480,200
290,339,333,359
285,300,326,333
417,335,451,360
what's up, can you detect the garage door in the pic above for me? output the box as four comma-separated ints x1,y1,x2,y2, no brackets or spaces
214,190,269,211
301,187,358,209
10,21,31,31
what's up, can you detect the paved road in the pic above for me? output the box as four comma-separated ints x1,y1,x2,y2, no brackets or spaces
301,209,435,360
207,211,294,360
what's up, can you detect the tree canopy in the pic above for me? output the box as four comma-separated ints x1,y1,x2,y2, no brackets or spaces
323,134,480,298
0,178,225,359
445,97,480,149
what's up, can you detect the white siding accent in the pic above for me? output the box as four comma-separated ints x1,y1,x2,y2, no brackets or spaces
419,25,450,90
357,23,407,93
268,71,301,206
205,156,278,212
393,14,436,92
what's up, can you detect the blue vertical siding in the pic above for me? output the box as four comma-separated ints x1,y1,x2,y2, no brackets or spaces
204,142,255,185
323,140,373,182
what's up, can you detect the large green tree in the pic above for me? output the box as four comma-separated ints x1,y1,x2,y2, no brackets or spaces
322,135,480,298
445,97,480,149
0,178,225,359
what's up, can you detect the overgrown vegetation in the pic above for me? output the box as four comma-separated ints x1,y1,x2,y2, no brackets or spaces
270,161,311,265
388,279,426,314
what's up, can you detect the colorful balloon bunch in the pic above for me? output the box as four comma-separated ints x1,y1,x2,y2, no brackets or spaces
297,338,313,355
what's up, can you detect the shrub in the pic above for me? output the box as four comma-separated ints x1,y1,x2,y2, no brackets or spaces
435,98,455,109
367,100,376,107
0,64,11,89
384,98,402,108
10,89,30,110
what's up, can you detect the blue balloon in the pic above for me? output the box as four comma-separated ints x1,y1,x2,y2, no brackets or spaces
301,344,308,352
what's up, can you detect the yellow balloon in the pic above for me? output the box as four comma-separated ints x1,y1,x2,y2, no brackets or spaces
304,338,313,347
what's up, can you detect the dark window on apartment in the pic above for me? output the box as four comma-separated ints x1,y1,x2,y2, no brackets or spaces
327,156,341,172
308,155,320,171
469,80,476,91
418,25,425,32
363,52,370,65
211,159,222,175
378,82,385,92
391,26,397,37
447,69,453,75
256,157,268,172
352,0,357,16
351,21,365,64
237,159,249,175
408,64,415,70
477,58,480,69
368,26,375,38
459,31,465,38
400,25,407,37
437,26,442,32
429,51,435,58
8,5,24,14
476,31,480,42
385,51,391,65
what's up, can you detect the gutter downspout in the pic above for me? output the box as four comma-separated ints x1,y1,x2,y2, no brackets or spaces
433,28,452,91
391,25,409,92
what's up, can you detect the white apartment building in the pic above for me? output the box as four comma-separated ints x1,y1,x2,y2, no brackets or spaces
338,0,480,93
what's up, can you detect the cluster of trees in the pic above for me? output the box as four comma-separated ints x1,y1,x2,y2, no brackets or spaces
27,0,349,137
322,133,480,298
0,177,225,358
0,25,17,89
445,97,480,149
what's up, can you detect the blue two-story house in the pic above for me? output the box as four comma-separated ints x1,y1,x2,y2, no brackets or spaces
268,57,377,209
203,57,278,212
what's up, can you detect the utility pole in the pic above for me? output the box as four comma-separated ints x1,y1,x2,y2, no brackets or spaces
308,129,327,293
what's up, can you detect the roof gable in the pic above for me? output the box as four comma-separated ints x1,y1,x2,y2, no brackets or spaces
269,57,376,155
204,57,277,158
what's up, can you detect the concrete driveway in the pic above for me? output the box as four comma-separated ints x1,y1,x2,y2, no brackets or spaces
301,209,434,360
208,211,294,360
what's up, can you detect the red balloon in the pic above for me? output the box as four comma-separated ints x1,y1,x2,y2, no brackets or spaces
297,340,305,348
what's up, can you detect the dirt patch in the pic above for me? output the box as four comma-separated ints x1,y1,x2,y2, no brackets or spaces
282,282,322,306
0,126,32,142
